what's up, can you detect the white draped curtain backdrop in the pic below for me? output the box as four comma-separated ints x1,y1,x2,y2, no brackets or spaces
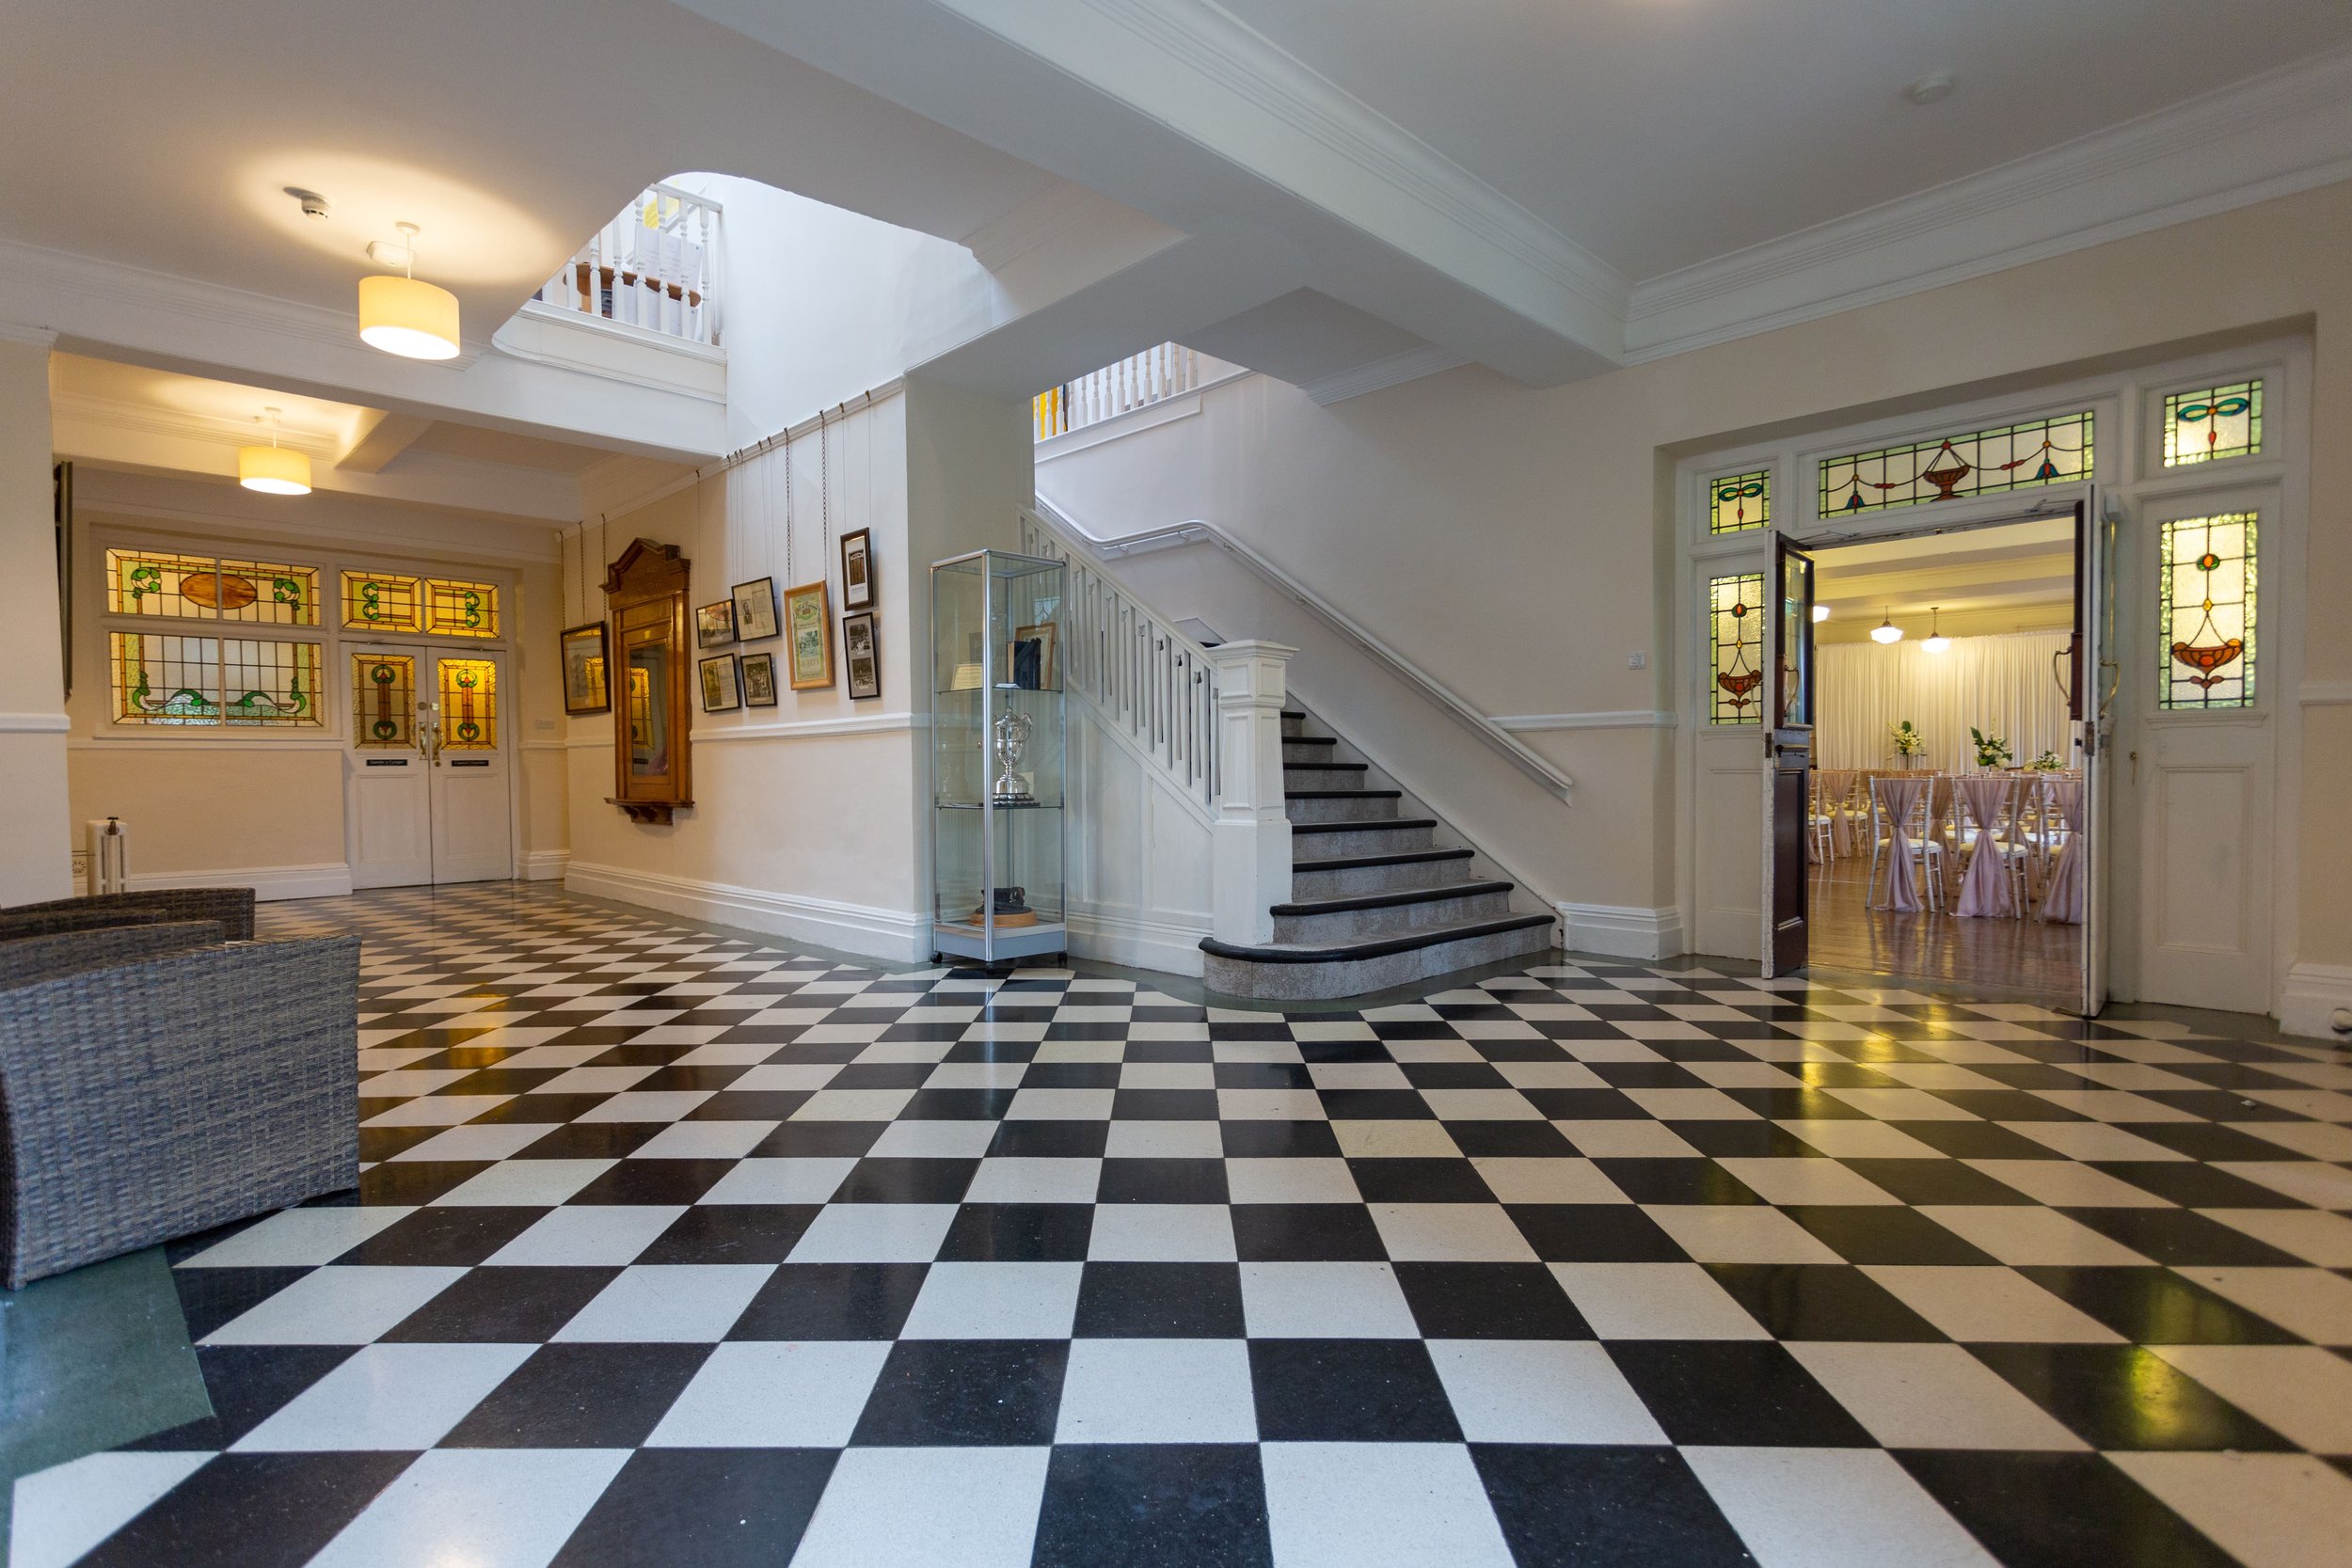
1817,630,2072,773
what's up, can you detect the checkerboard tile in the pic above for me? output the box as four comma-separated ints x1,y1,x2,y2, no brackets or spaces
32,884,2352,1567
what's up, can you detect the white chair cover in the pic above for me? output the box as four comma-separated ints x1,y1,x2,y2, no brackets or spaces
1872,775,1928,911
2040,777,2087,924
1953,776,2019,919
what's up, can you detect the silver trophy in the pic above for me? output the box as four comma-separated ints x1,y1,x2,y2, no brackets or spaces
990,709,1036,804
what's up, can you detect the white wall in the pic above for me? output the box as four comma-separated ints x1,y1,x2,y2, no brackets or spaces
0,340,71,902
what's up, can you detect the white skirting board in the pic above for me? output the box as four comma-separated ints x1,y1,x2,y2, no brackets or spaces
564,861,929,963
1066,904,1212,978
127,863,354,902
2279,962,2352,1042
519,850,570,882
1557,902,1685,961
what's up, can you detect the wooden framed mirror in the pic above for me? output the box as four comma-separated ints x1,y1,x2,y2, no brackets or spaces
604,538,693,824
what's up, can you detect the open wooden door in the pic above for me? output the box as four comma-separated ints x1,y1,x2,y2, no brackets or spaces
2074,493,2112,1017
1761,535,1817,977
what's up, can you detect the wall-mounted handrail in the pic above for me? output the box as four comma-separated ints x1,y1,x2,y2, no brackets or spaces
1031,499,1574,800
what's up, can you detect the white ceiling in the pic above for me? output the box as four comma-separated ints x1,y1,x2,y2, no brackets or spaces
1217,0,2352,279
1813,516,2074,643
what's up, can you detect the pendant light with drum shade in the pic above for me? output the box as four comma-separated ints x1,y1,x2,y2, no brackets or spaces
237,407,310,496
1922,608,1950,654
1869,606,1903,644
358,222,460,359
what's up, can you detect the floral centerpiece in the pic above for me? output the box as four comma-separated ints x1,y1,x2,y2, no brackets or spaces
2027,750,2064,771
1888,720,1925,767
1969,726,2014,770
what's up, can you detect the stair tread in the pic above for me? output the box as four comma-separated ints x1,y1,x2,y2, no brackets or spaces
1284,788,1402,800
1290,816,1437,836
1293,847,1474,873
1283,760,1367,771
1200,911,1554,964
1283,736,1337,748
1270,879,1515,916
1279,709,1307,720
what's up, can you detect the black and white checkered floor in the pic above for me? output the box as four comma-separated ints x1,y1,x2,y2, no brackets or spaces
16,883,2352,1568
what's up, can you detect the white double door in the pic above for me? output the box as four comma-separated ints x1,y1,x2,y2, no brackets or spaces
347,644,514,888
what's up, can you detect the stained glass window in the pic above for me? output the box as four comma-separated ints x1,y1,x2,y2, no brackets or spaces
2163,380,2263,467
437,658,498,749
1708,572,1765,725
342,571,423,632
423,578,501,638
352,654,416,747
2159,513,2256,710
1820,410,2092,515
111,633,320,726
104,548,318,625
1708,470,1770,534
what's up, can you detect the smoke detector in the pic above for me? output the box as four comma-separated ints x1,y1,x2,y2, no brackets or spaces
283,187,331,220
1903,72,1957,106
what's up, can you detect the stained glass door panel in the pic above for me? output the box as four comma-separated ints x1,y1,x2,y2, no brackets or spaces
346,645,432,889
423,651,512,882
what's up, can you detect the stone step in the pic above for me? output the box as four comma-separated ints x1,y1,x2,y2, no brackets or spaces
1284,789,1404,825
1281,737,1338,765
1286,817,1437,858
1290,846,1476,899
1269,879,1517,943
1283,760,1368,791
1200,912,1556,1001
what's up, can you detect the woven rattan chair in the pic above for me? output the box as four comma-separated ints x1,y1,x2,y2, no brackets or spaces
0,887,256,942
0,923,359,1288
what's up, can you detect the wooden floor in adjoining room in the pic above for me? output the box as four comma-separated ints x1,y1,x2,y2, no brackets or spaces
1807,849,2082,1002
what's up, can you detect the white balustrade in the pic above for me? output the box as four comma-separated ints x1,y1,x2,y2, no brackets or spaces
534,182,723,347
1034,343,1200,439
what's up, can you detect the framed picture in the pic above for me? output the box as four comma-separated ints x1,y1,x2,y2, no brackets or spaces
732,576,779,641
560,622,611,715
698,653,741,712
839,528,875,611
695,599,737,649
739,650,779,707
842,611,881,700
1011,622,1057,689
784,579,835,689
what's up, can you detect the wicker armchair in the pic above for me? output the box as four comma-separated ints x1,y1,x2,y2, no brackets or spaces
0,925,359,1288
0,887,257,943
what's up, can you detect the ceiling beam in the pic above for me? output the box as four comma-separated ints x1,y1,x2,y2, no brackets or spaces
335,410,436,474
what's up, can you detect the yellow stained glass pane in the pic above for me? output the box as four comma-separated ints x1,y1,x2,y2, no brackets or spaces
423,578,501,638
215,558,320,626
438,658,498,749
111,631,220,723
353,653,416,747
2159,513,2257,711
106,548,215,618
1708,470,1770,534
342,571,423,632
1708,573,1764,725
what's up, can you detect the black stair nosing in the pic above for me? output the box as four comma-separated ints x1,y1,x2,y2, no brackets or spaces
1279,708,1307,720
1269,879,1516,917
1282,736,1337,748
1289,816,1438,836
1283,759,1367,771
1284,788,1403,800
1292,847,1474,873
1200,911,1555,964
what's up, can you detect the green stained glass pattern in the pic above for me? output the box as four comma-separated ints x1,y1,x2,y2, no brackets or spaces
1708,470,1770,534
424,578,501,638
1820,411,2091,516
1708,572,1765,725
353,654,416,747
2159,513,2256,711
111,633,320,726
2163,380,2263,467
342,571,423,632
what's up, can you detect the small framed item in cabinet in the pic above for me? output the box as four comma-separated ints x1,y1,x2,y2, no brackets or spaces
930,549,1064,965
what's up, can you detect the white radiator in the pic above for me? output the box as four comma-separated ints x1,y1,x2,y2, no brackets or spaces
86,817,128,895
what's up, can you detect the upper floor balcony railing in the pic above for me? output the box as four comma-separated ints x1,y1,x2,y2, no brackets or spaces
1034,342,1204,439
532,182,722,348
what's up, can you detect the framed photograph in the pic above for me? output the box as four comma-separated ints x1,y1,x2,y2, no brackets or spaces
560,622,611,715
842,611,881,700
695,599,737,649
698,653,740,712
838,528,875,611
1011,622,1057,689
731,576,780,641
784,579,835,689
739,650,779,707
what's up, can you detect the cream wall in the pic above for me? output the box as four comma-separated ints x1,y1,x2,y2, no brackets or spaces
0,339,72,902
1041,179,2352,1021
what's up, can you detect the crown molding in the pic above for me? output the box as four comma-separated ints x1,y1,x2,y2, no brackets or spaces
0,320,59,349
1301,344,1469,406
1623,47,2352,361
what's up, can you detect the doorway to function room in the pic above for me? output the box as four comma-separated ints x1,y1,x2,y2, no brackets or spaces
1803,516,2085,1004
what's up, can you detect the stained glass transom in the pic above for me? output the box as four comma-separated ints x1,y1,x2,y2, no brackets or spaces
437,658,498,749
1708,572,1765,725
423,578,501,638
2163,380,2263,467
1820,411,2092,515
111,633,321,726
2159,513,2256,711
352,654,416,747
106,549,320,625
342,572,423,633
1708,470,1770,534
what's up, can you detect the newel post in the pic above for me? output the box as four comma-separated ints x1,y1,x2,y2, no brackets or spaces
1207,641,1297,944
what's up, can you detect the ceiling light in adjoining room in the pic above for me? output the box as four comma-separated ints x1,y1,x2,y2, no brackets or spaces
1812,604,1831,623
358,221,460,360
1870,607,1903,644
1923,607,1950,654
1903,71,1956,105
237,407,311,496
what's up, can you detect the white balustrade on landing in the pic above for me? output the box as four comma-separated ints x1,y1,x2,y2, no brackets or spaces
1018,506,1219,809
534,182,723,347
1034,343,1201,439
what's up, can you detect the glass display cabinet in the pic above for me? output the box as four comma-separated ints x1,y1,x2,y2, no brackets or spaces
930,549,1066,964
